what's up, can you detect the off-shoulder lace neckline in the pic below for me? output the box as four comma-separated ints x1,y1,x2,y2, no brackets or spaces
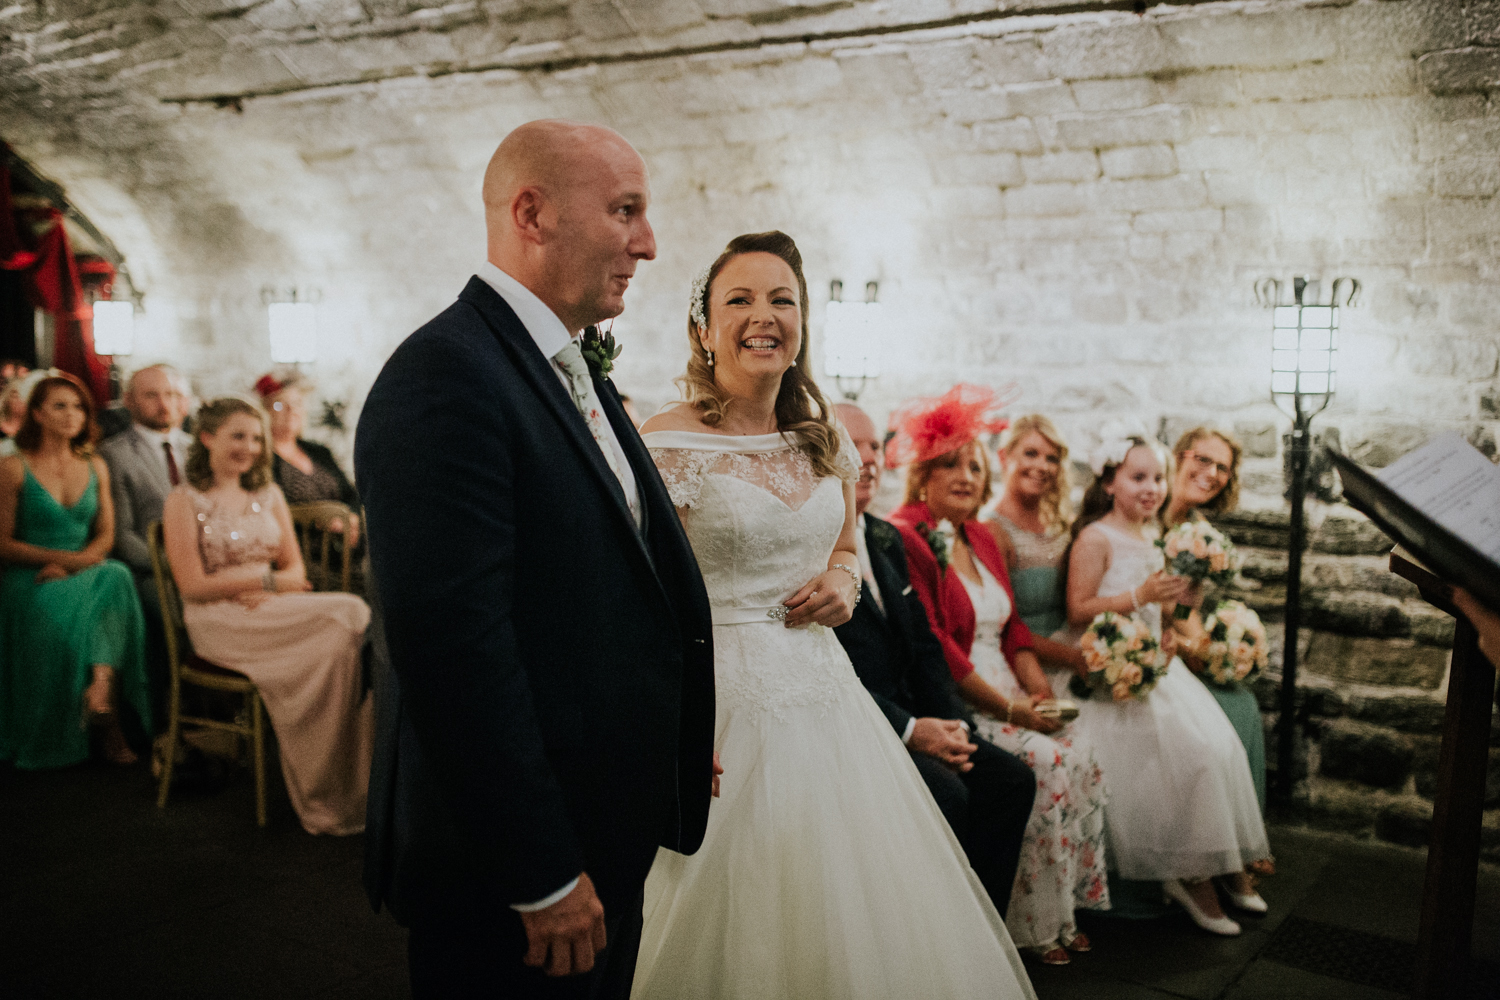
642,430,801,453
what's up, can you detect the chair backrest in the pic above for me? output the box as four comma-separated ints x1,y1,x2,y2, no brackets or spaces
147,520,192,682
288,500,355,593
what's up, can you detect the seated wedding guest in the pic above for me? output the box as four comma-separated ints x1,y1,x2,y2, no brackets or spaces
99,365,194,701
0,370,50,457
986,415,1089,691
831,402,1037,921
162,395,372,835
888,385,1109,965
1162,428,1271,861
0,372,150,768
618,393,642,428
1065,422,1269,936
253,373,360,546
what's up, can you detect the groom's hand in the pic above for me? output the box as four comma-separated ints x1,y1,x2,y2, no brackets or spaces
520,872,608,977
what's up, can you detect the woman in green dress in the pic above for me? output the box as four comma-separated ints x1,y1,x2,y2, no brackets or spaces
1161,427,1273,874
0,372,150,768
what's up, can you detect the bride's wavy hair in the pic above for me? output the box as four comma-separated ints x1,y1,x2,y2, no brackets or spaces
676,231,843,479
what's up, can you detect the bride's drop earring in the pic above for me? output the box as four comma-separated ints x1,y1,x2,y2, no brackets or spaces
706,348,715,367
918,488,927,502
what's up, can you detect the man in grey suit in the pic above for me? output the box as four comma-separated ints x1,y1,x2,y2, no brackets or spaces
98,364,194,703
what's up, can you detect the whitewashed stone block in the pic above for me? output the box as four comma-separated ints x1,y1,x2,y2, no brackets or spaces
1055,106,1187,149
1099,144,1176,179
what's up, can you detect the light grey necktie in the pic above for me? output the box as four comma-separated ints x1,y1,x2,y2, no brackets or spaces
553,340,631,502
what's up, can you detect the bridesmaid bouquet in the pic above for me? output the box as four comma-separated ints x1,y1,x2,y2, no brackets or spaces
1156,520,1240,619
1197,600,1269,687
1077,611,1167,702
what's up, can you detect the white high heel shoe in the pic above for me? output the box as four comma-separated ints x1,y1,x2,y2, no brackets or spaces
1162,879,1242,936
1226,891,1268,913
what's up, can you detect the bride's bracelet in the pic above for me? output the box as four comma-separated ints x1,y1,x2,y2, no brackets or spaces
829,561,862,609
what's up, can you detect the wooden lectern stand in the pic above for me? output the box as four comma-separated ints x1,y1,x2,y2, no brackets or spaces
1391,547,1495,999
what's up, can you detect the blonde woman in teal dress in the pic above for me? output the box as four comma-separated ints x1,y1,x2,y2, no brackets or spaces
1161,427,1273,876
985,415,1088,690
0,373,150,768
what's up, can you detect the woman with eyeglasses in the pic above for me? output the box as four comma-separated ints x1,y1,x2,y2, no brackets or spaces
1161,428,1272,874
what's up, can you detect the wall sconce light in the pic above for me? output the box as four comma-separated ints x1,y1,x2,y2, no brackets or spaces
262,286,320,365
1254,273,1359,812
91,300,135,357
823,279,883,401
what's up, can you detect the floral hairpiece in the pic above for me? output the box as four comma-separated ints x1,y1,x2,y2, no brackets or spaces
1087,418,1153,476
884,383,1016,469
688,265,711,331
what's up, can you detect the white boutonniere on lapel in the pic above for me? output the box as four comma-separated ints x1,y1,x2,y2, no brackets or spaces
580,325,622,379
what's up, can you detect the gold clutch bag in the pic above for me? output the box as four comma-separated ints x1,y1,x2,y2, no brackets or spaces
1034,699,1080,723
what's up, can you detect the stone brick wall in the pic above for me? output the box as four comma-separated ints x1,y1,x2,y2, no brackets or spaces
2,0,1498,845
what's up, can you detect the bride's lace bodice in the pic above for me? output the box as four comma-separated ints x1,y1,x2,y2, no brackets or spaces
1092,521,1166,639
646,430,858,618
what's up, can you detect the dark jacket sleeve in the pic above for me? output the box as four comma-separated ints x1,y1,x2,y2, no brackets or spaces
880,533,975,727
867,686,914,738
301,439,361,508
356,329,583,906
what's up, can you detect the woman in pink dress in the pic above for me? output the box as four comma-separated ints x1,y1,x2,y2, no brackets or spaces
162,396,372,835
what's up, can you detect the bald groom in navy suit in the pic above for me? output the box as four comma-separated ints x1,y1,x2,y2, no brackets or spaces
357,121,716,999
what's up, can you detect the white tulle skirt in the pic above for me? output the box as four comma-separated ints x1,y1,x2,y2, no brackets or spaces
632,620,1036,1000
1072,657,1270,881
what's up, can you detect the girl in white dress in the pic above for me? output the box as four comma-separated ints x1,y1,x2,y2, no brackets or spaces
1064,424,1270,935
632,232,1035,1000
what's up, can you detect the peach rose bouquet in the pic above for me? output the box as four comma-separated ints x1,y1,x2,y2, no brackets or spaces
1156,519,1240,619
1077,611,1167,702
1197,599,1269,687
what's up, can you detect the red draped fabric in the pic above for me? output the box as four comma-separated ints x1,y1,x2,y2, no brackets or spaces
1,142,113,405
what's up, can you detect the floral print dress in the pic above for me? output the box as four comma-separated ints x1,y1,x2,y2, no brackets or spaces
959,559,1110,949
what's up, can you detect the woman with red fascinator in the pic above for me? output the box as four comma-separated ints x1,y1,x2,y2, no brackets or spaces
889,385,1110,966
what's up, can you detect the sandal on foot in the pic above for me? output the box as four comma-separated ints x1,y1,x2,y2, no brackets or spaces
1061,931,1092,953
1027,944,1070,966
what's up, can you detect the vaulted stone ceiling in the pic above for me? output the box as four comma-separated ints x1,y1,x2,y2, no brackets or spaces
1,0,1497,456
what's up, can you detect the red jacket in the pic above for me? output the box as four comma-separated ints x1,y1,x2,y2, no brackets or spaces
888,501,1036,683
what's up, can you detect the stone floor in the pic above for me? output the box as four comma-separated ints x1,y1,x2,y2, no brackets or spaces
4,756,1500,1000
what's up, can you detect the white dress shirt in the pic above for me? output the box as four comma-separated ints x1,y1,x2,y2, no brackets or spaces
477,263,641,912
477,263,641,531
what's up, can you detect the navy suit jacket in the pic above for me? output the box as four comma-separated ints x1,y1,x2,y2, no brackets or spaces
834,514,974,735
356,277,715,925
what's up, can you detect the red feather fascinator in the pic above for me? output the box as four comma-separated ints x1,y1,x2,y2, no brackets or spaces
885,383,1017,469
253,373,284,399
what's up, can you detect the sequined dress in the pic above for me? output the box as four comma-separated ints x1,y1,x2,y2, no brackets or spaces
632,430,1035,1000
177,484,373,835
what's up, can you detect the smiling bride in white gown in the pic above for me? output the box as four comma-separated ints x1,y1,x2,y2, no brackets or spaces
632,231,1035,1000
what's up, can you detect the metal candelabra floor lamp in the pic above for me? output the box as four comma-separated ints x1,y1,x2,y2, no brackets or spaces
1255,274,1360,810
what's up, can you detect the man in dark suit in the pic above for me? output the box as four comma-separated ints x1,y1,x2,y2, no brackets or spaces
356,120,716,999
832,403,1035,916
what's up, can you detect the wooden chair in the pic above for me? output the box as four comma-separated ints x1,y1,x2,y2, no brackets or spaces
148,520,268,827
289,501,357,594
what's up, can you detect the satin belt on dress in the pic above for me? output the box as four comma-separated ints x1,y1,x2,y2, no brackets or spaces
711,605,789,626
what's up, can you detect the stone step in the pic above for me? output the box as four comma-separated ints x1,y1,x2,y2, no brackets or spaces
1210,505,1394,556
1227,583,1454,647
